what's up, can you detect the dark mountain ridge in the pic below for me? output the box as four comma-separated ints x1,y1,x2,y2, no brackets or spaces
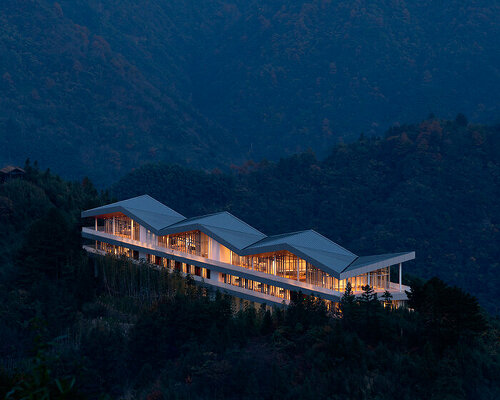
1,0,500,184
0,0,234,184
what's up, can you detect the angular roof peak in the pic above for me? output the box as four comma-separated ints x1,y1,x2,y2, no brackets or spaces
243,229,357,276
81,195,414,277
81,194,185,231
160,210,266,252
0,165,25,174
341,252,415,279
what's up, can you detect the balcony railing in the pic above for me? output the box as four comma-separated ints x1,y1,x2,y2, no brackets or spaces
82,244,290,306
82,226,409,299
389,281,410,293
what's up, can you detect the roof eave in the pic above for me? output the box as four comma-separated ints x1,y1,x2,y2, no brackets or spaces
81,206,173,235
159,223,258,254
241,243,344,279
339,251,415,279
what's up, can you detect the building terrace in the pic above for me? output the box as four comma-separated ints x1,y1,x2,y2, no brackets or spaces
81,195,414,307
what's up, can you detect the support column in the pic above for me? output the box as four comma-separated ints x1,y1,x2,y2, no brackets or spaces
251,257,254,270
94,217,97,231
112,216,115,235
140,225,146,244
130,219,134,240
367,272,371,286
399,263,402,292
296,258,299,281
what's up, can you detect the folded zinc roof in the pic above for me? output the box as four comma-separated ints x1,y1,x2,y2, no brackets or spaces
159,211,267,252
82,195,414,277
242,230,357,275
81,194,185,232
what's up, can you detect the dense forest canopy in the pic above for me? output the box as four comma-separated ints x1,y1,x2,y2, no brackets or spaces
0,164,500,400
112,117,500,314
0,165,498,399
1,0,500,184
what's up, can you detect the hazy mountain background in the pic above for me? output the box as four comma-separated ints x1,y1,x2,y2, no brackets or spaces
1,0,499,185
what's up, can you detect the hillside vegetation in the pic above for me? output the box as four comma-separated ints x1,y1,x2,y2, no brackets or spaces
1,0,500,183
0,0,233,184
112,117,500,314
0,166,498,399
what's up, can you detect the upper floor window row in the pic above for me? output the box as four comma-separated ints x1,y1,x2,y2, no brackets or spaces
92,214,391,292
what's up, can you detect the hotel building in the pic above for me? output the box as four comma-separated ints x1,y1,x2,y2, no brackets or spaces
81,195,414,306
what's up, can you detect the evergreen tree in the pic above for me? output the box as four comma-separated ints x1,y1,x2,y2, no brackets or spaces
340,282,357,324
341,282,356,308
357,285,383,341
16,208,79,284
359,284,375,305
381,290,393,309
260,309,274,335
409,277,488,349
359,285,380,318
286,291,307,328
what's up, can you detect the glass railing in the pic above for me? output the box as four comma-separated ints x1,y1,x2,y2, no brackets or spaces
85,226,402,295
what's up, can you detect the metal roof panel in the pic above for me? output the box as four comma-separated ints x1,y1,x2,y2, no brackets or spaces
80,195,186,231
160,211,267,251
243,230,357,276
81,195,414,277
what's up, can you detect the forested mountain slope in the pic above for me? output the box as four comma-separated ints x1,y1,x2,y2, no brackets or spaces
1,0,500,184
0,0,233,184
112,118,500,313
0,165,498,399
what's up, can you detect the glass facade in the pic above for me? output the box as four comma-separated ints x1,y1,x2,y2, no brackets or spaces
219,272,291,300
229,250,390,292
91,214,393,301
230,251,306,281
158,230,209,257
100,215,139,240
146,255,211,279
96,241,137,259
